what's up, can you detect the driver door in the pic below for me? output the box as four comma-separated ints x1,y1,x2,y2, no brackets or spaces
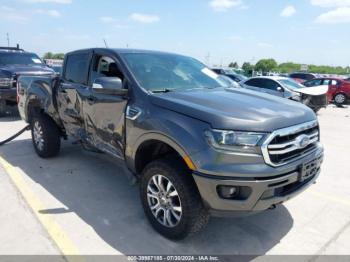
84,52,128,159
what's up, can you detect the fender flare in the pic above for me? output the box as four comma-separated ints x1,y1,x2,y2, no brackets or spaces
127,132,191,173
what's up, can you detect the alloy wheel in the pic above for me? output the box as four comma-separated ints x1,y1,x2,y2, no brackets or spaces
147,174,182,228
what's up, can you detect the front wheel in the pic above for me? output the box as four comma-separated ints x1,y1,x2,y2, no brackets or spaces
140,158,209,240
31,114,61,158
334,93,346,107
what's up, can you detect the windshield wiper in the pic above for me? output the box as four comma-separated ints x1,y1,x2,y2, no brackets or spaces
150,88,175,93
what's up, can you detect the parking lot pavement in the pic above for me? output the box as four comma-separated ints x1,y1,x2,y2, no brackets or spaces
0,105,349,256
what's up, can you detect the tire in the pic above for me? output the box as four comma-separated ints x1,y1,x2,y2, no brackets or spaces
334,93,346,107
31,114,61,158
313,107,321,114
140,157,209,240
0,100,6,117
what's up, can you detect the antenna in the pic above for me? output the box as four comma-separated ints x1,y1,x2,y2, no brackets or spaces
205,52,211,66
6,33,10,47
103,39,108,48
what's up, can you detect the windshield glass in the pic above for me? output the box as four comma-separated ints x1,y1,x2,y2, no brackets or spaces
121,53,228,92
279,78,303,89
0,52,43,65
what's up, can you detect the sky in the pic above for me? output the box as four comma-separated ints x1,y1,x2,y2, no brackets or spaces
0,0,349,67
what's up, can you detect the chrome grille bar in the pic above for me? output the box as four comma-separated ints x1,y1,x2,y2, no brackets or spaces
261,120,319,167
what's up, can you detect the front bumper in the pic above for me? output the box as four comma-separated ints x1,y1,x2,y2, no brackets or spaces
193,150,323,217
0,88,17,103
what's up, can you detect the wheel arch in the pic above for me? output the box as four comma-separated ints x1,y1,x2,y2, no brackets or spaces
129,133,196,175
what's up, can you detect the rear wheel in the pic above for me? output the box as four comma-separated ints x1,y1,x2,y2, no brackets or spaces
334,93,346,107
31,114,61,158
0,100,6,117
140,158,209,240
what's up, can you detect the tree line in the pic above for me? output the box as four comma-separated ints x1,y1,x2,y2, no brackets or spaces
43,52,65,60
229,59,350,76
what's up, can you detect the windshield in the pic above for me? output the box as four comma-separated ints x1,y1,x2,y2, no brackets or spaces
121,53,228,92
279,78,304,89
0,52,43,66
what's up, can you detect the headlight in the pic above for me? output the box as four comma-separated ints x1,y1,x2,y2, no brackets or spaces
0,77,13,88
204,129,266,154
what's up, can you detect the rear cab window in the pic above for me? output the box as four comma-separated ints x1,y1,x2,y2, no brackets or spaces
64,52,90,85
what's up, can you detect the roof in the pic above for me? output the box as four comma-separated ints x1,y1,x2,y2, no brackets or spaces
67,48,181,56
249,76,289,81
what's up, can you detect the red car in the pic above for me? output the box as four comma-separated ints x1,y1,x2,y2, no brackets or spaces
303,77,350,106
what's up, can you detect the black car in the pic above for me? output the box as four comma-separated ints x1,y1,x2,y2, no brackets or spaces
0,46,54,116
212,68,247,83
289,72,317,82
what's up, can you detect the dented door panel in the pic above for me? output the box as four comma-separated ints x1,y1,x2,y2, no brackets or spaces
83,91,128,159
57,82,88,139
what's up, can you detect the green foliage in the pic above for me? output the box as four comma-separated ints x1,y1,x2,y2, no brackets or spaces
228,62,239,68
43,52,65,60
254,59,349,75
255,59,278,73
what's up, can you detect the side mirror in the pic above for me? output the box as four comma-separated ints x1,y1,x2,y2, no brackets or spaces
277,86,283,92
92,77,128,96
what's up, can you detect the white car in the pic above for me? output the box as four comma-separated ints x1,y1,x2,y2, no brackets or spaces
242,76,328,112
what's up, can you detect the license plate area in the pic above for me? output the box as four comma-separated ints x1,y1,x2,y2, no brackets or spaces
300,157,322,182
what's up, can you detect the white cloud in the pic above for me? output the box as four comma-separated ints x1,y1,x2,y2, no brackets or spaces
228,36,243,41
22,0,72,3
315,7,350,23
280,5,296,17
258,42,273,48
0,6,29,23
130,13,160,23
311,0,350,8
36,9,61,17
209,0,243,11
100,16,117,23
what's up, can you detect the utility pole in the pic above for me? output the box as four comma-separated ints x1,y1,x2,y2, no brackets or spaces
6,33,10,47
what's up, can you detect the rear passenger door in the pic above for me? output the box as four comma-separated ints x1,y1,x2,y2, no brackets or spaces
243,78,263,92
58,51,91,137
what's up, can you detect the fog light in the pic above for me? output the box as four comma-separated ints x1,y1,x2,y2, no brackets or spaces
217,185,239,199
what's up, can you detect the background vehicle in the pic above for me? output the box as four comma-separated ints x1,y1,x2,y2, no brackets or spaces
303,77,350,106
242,76,328,112
289,72,316,83
18,48,323,239
212,68,248,83
0,46,54,116
44,59,63,75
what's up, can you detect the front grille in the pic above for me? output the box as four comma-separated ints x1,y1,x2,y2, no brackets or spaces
307,94,328,106
262,121,319,167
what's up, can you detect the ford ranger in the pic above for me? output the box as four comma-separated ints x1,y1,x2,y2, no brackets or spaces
17,48,324,239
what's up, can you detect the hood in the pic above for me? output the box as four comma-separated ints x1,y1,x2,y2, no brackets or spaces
0,64,54,76
150,88,316,132
296,85,328,96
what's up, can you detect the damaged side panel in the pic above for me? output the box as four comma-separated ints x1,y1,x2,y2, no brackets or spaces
56,83,87,139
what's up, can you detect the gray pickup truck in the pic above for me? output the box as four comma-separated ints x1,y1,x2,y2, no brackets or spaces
17,48,324,239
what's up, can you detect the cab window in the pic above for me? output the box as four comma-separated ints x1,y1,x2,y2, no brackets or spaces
64,53,90,85
90,55,124,84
